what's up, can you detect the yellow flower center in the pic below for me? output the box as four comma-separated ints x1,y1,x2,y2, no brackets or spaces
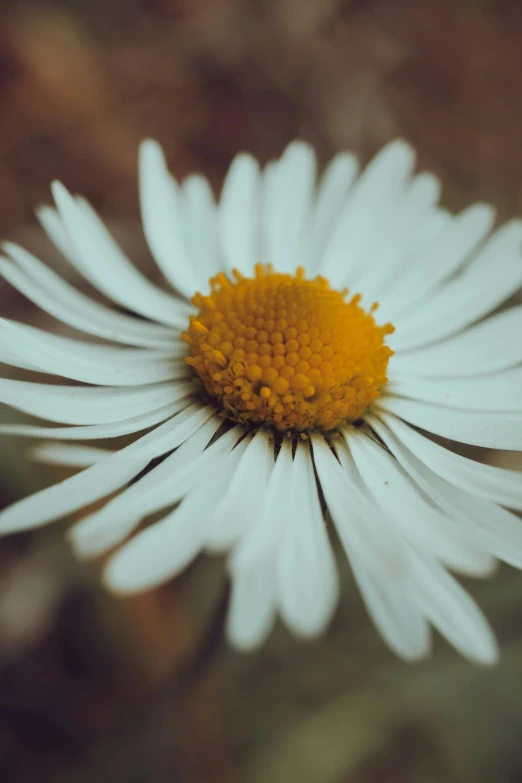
182,265,394,432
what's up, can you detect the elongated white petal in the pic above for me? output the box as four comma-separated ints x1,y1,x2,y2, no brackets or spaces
104,489,209,594
368,413,522,569
387,369,522,412
0,378,193,425
346,431,493,575
374,411,522,509
392,220,522,351
72,430,238,557
31,443,113,467
312,434,406,579
75,198,193,323
70,416,223,557
392,306,522,377
408,551,498,664
0,344,38,371
139,140,200,296
1,244,176,347
412,208,452,252
104,442,247,593
1,322,174,361
264,142,316,274
0,319,186,387
182,174,221,282
0,454,144,535
226,559,277,651
383,204,495,320
205,429,274,551
277,440,339,638
36,204,79,264
0,404,213,532
377,396,522,450
319,140,415,287
261,160,278,261
51,181,191,325
0,400,186,441
349,556,431,661
230,438,293,571
309,152,359,271
219,153,261,276
119,426,243,521
351,173,441,303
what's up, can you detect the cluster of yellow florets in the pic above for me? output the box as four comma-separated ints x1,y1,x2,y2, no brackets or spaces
182,264,393,432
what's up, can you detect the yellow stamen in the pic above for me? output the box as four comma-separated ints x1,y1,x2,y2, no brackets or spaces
183,264,394,432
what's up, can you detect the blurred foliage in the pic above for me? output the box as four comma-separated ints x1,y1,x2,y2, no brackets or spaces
1,1,522,781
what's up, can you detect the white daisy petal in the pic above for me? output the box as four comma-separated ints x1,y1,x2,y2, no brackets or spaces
139,140,201,296
387,369,522,412
230,438,293,571
104,440,248,594
182,174,221,282
31,443,113,467
408,551,498,665
309,152,359,271
377,396,522,450
368,413,522,569
277,440,340,638
36,204,79,264
382,204,495,321
319,139,415,287
0,400,188,440
0,319,185,387
1,244,175,348
0,344,38,371
346,430,493,575
261,160,278,261
392,219,522,351
312,434,406,579
0,404,214,533
412,207,452,252
0,453,144,535
205,428,274,551
119,426,244,522
351,172,441,303
226,558,277,651
219,153,261,276
103,490,212,594
0,378,193,425
349,555,431,662
70,416,224,558
391,306,522,376
51,181,191,325
374,411,522,509
265,141,316,274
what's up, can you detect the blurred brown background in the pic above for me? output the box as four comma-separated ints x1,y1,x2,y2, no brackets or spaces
1,1,522,781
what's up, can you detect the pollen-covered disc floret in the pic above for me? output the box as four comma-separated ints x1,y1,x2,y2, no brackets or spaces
183,265,394,432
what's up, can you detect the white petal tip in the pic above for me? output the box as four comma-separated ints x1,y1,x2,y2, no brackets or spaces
283,139,314,156
1,240,18,254
51,180,73,207
228,152,260,174
139,139,166,170
469,641,500,667
226,627,268,653
68,531,104,561
0,519,42,535
103,558,144,595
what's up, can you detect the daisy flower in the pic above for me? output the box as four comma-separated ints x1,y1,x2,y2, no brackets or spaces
1,139,522,665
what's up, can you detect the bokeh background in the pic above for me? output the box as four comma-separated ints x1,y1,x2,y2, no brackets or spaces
1,1,522,781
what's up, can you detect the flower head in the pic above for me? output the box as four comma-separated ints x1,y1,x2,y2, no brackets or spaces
1,138,522,664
